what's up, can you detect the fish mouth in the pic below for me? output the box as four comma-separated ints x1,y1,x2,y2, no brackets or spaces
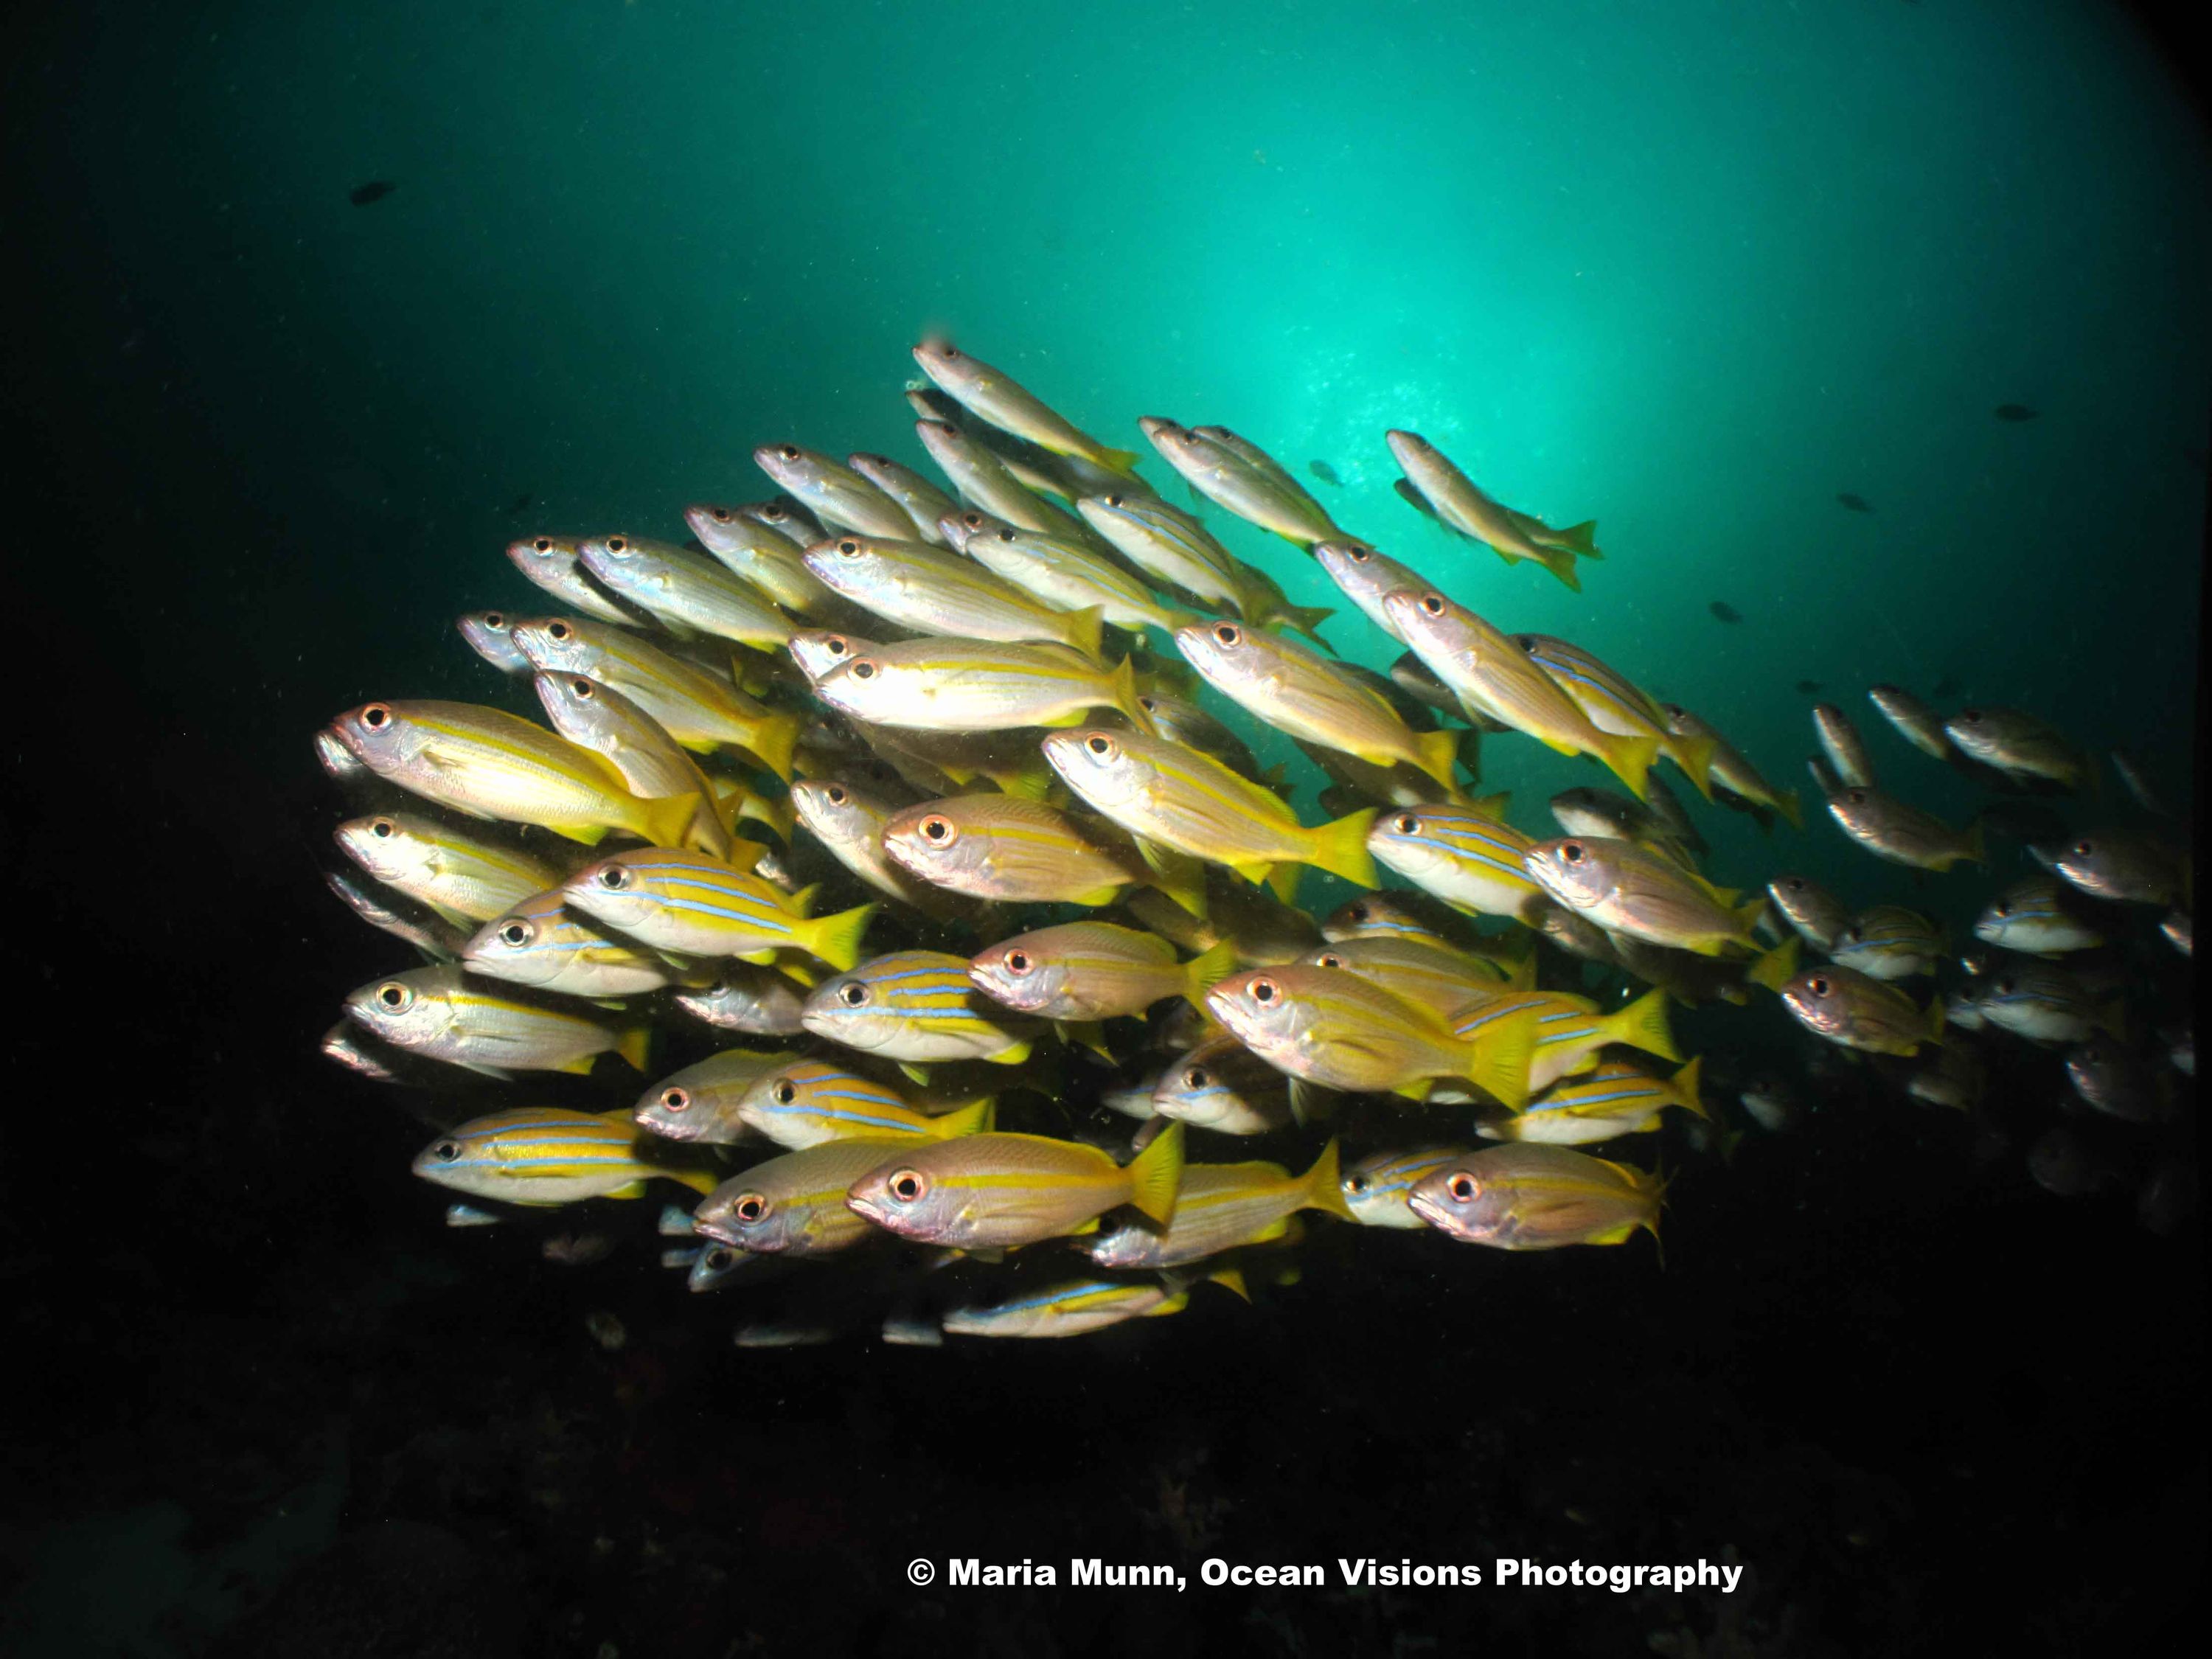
844,1193,904,1234
1405,1193,1447,1229
692,1217,745,1248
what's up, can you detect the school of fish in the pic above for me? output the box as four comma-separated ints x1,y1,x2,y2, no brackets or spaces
316,337,2197,1344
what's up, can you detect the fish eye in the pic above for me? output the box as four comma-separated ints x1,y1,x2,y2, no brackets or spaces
1392,813,1419,835
1343,904,1368,924
1517,636,1539,653
996,528,1018,542
1085,734,1118,758
822,636,851,656
361,704,391,729
1004,950,1032,975
548,621,571,641
660,1088,690,1112
942,345,961,360
733,1194,767,1223
838,982,870,1007
836,539,863,557
607,535,628,554
1105,494,1124,507
369,818,395,838
568,678,595,698
773,1081,797,1105
1183,1066,1210,1088
2072,841,2093,858
1346,1173,1370,1194
1783,878,1804,891
498,920,532,947
851,660,877,680
1446,1172,1478,1203
1251,976,1279,1005
1419,594,1445,616
1806,976,1830,998
919,815,955,845
1992,902,2011,918
887,1169,929,1203
432,1140,460,1162
1845,790,1867,804
1213,623,1242,646
961,512,987,529
1346,544,1371,563
710,507,732,521
779,445,801,461
483,611,505,627
1561,841,1585,863
377,981,413,1010
532,537,553,553
1317,953,1344,968
1138,696,1158,712
597,866,630,890
825,785,848,804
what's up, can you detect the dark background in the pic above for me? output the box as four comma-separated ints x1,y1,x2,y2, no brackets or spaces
4,2,2205,1654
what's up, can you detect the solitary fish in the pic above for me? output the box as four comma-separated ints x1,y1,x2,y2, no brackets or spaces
1408,1146,1663,1250
457,611,533,675
349,180,397,206
413,1107,714,1206
1974,962,2124,1046
1309,459,1342,487
1387,430,1595,591
507,535,635,624
2051,830,2188,907
880,793,1183,912
1812,704,1877,789
672,967,809,1036
532,672,737,859
1141,420,1341,546
683,503,844,619
1516,635,1715,797
1708,600,1742,624
941,1276,1197,1339
1660,704,1801,829
1448,985,1680,1095
845,1123,1188,1249
1368,804,1547,925
961,521,1198,638
1481,1057,1705,1146
1829,905,1944,980
717,1057,993,1151
1837,493,1873,513
1150,1034,1307,1135
847,452,960,544
576,535,796,653
1973,877,2105,956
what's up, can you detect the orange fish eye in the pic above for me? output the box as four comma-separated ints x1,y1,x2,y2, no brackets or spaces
1317,953,1343,968
1392,813,1419,835
919,816,954,844
779,445,801,461
1183,1067,1209,1088
2072,841,2093,858
1419,594,1444,616
369,818,394,838
1213,623,1242,646
773,1081,797,1105
661,1088,689,1112
1992,902,2011,918
1104,494,1124,508
361,704,392,729
836,540,860,557
886,1169,928,1202
1004,950,1032,975
1807,976,1831,997
825,785,847,804
1561,841,1585,863
711,507,731,521
570,678,594,697
1085,734,1116,758
838,982,869,1007
1346,1173,1370,1194
734,1194,767,1222
597,866,629,890
1446,1172,1478,1203
548,621,571,641
607,535,627,553
1250,977,1279,1005
533,537,553,552
483,611,505,627
1347,545,1371,563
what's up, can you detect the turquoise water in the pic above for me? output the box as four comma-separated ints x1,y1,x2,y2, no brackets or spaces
46,2,2205,868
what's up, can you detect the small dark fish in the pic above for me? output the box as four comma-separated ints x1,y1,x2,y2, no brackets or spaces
1308,459,1343,487
505,492,534,515
1708,600,1742,624
1993,404,2038,422
349,180,397,206
1795,679,1823,695
1837,493,1872,513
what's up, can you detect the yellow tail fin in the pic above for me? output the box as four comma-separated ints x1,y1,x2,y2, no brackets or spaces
1097,445,1144,477
1183,940,1239,1006
1537,545,1582,591
1123,1119,1186,1225
614,1025,653,1072
1670,1054,1706,1118
1744,935,1801,992
1774,788,1805,831
1108,654,1155,735
1307,807,1381,886
1062,605,1106,662
634,790,706,850
1607,986,1679,1062
1262,861,1304,905
1601,735,1662,802
1465,1009,1539,1110
1413,727,1460,792
805,902,877,972
1668,734,1719,801
745,713,801,784
928,1096,995,1139
1301,1138,1355,1221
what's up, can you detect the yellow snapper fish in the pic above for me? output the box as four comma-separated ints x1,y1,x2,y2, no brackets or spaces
321,869,466,962
460,887,698,1000
1481,1057,1705,1146
968,922,1237,1023
1944,706,2092,790
801,534,1105,658
1812,703,1877,789
1777,963,1945,1056
844,1121,1187,1250
939,1274,1215,1339
1383,587,1660,799
880,794,1198,913
1447,984,1679,1095
1866,685,1955,761
788,777,978,922
847,451,960,543
1514,634,1715,798
1206,965,1538,1107
561,846,877,970
575,534,796,654
1767,874,1850,950
1341,1146,1474,1228
1296,934,1525,1020
751,442,915,540
456,609,533,675
799,949,1043,1074
1522,835,1772,958
532,671,739,859
1829,905,1944,980
1658,703,1802,830
1082,1141,1354,1269
695,1139,917,1257
1826,785,1985,872
959,519,1199,637
912,418,1096,540
1149,1033,1313,1135
1075,491,1251,614
1042,726,1379,897
1973,877,2106,956
911,338,1141,476
810,637,1150,733
412,1107,716,1206
333,811,563,925
507,615,801,781
1385,430,1596,591
671,967,810,1037
505,534,635,624
718,1057,993,1151
1367,804,1549,925
1175,619,1459,793
344,965,650,1077
330,700,701,848
1140,418,1342,546
683,501,846,619
630,1048,804,1143
1408,1146,1663,1251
